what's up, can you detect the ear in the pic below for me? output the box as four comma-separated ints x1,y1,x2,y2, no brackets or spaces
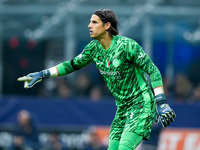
105,22,111,31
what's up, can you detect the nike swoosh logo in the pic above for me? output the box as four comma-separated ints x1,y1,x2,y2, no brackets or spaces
96,62,102,65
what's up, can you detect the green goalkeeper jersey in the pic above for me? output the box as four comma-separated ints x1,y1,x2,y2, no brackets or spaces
57,35,163,109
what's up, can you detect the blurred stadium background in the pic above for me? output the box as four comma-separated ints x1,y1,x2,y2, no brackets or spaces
0,0,200,150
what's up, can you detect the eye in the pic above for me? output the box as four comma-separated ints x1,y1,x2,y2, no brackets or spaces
92,20,98,24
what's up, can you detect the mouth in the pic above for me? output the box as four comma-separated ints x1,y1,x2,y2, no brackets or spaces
89,30,93,35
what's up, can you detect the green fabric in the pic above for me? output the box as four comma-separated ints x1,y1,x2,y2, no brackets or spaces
109,90,155,141
151,80,163,89
107,139,120,150
119,132,143,150
56,61,74,76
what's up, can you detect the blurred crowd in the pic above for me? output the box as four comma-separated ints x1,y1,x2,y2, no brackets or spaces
6,110,107,150
9,110,40,150
163,73,200,103
37,70,200,103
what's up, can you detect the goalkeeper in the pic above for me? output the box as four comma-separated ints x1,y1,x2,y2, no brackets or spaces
18,9,176,150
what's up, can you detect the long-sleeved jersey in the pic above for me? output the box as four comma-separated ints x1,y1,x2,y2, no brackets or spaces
56,35,163,109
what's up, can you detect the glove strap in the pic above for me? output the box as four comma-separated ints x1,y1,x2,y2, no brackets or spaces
41,70,51,79
155,94,167,105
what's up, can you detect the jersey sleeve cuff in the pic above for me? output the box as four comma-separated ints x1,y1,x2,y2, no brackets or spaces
49,67,58,77
154,86,164,96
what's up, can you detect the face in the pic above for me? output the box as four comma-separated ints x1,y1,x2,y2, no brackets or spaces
88,14,110,40
18,110,30,125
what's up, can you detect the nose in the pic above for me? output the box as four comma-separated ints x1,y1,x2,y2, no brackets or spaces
88,22,92,28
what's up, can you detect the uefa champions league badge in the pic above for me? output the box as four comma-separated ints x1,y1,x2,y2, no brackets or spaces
112,58,120,67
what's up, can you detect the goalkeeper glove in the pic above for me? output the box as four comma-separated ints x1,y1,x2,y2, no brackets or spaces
154,94,176,128
17,70,51,88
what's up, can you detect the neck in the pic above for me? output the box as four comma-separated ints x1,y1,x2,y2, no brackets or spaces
98,34,113,50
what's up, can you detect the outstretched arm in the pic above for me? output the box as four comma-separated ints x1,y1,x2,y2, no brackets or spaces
18,48,93,88
17,60,75,88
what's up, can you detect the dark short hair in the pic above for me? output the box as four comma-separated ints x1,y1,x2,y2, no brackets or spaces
94,9,119,37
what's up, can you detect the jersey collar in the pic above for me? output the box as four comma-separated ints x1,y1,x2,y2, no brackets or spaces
99,35,116,52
